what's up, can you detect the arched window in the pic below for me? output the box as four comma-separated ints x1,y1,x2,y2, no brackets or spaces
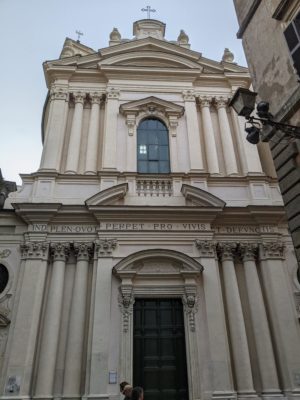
137,118,170,173
0,264,9,294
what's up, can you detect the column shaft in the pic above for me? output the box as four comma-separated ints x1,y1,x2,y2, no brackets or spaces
200,98,220,174
259,243,300,394
40,88,69,172
231,109,262,174
65,93,85,173
241,244,280,394
88,239,116,395
35,243,69,397
63,243,92,396
216,99,238,175
218,243,255,395
183,91,204,171
102,89,119,170
4,243,49,396
198,242,234,396
85,95,101,174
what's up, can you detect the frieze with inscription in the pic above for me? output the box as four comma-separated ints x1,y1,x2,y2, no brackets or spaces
30,223,276,234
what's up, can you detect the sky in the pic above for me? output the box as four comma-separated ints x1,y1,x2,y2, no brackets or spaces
0,0,246,185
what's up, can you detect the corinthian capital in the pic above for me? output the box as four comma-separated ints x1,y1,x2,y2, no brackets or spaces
89,92,102,105
20,242,49,260
259,242,285,260
238,243,258,262
72,92,85,104
95,239,117,257
215,96,229,109
217,242,237,261
50,87,69,101
74,242,94,261
50,242,70,262
182,90,195,101
195,240,216,258
198,96,212,108
106,87,120,99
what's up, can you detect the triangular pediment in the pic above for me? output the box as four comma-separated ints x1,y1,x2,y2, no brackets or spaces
181,184,226,208
85,183,128,206
120,96,184,117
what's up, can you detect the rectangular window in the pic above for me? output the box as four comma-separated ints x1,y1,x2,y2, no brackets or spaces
284,11,300,77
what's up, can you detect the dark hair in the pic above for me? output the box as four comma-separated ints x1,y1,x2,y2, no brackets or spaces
120,382,129,392
131,386,143,400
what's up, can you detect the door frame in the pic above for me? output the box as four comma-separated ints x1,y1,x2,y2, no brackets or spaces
113,249,203,400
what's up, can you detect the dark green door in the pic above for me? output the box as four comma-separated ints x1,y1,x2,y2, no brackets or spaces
133,299,189,400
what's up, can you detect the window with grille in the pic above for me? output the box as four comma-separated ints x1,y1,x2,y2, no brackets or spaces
137,118,170,174
284,11,300,77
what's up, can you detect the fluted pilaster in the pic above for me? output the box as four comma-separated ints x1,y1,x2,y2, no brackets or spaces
85,93,102,174
199,97,220,174
217,242,255,395
35,242,70,397
215,97,238,175
65,92,85,174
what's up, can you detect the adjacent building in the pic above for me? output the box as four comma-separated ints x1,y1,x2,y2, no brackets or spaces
233,0,300,265
1,18,300,400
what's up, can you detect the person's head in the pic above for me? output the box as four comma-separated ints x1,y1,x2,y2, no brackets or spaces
120,382,129,394
123,385,133,398
131,386,144,400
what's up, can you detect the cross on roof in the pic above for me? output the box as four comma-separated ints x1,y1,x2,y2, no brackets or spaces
141,5,156,19
75,30,83,42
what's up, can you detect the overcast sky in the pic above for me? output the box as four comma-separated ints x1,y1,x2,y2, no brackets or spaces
0,0,246,184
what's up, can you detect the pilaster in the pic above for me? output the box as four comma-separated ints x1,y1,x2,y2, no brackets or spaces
85,93,102,174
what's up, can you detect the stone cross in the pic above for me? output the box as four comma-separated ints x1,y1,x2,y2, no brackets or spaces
75,30,83,42
141,5,156,19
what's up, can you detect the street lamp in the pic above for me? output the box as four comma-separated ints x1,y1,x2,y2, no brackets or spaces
229,88,300,144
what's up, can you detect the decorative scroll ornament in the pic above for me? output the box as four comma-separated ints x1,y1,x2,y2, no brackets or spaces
50,242,70,262
182,291,198,332
195,240,216,258
0,249,11,259
95,239,117,257
217,242,237,261
259,241,285,260
20,242,49,260
118,286,134,332
238,242,258,262
126,115,136,136
74,242,94,261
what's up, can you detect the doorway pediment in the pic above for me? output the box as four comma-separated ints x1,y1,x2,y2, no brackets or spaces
181,184,226,208
120,96,184,118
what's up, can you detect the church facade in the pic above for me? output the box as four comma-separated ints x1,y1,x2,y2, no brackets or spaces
1,19,300,400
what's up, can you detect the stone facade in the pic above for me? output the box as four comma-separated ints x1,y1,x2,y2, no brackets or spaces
233,0,300,264
1,18,300,400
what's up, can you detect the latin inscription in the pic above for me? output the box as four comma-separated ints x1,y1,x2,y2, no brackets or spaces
30,223,276,233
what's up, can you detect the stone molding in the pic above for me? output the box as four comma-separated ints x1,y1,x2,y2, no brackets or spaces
195,240,216,258
20,241,49,260
95,239,117,257
238,243,258,262
259,241,285,260
50,242,70,262
217,242,238,261
182,289,198,332
74,242,94,261
118,285,134,333
0,249,11,259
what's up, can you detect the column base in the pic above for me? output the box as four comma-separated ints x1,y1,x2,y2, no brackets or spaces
236,391,258,400
64,170,77,174
212,390,237,399
84,171,97,175
261,392,285,400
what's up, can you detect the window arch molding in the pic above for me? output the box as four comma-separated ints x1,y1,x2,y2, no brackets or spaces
0,260,13,300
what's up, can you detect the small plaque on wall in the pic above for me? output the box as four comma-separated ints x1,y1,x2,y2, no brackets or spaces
109,371,117,384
